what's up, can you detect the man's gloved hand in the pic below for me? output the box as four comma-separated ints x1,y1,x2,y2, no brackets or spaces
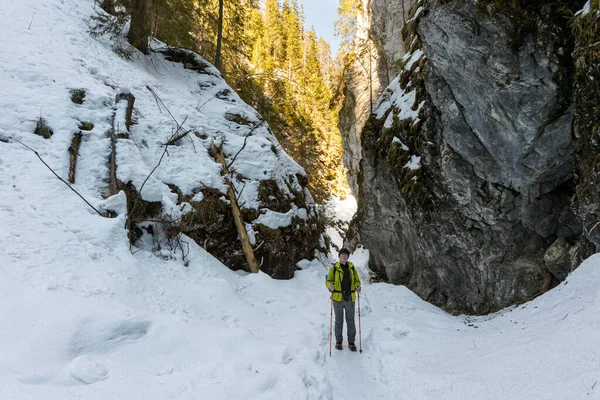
356,285,361,293
328,283,334,292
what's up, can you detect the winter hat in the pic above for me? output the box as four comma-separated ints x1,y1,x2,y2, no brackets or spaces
338,248,350,256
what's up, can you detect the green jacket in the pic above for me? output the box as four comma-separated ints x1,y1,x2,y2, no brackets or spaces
326,262,361,302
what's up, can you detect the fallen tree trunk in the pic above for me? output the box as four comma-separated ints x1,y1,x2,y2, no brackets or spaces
210,142,259,273
107,126,118,196
117,93,136,132
68,132,83,184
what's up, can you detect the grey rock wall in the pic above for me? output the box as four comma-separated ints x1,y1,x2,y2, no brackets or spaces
338,0,416,194
344,0,590,313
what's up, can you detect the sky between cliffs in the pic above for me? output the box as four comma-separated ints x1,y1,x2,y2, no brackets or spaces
273,0,341,57
302,0,341,56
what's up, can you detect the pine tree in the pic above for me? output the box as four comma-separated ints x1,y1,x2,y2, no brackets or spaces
316,38,334,88
263,0,284,68
100,0,116,14
249,9,265,67
150,0,198,50
282,0,302,81
215,0,224,70
128,0,150,54
120,0,347,201
335,0,359,54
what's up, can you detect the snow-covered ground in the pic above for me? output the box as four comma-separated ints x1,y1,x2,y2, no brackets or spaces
2,156,600,399
1,0,600,399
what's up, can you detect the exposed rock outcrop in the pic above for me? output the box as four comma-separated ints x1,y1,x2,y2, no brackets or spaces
344,0,591,313
339,0,416,193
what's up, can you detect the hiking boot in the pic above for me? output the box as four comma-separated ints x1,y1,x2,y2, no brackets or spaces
348,342,357,352
335,342,343,350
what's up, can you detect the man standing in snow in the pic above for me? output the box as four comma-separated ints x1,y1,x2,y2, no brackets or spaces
326,248,361,351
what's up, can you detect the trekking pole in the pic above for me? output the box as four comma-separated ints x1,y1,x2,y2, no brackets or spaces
358,292,363,354
329,298,333,357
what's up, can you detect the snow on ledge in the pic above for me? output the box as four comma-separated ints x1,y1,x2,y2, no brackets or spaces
576,0,591,16
253,205,307,230
404,155,421,170
392,137,409,151
373,76,422,121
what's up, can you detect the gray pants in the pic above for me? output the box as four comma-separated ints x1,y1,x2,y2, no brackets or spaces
333,299,356,343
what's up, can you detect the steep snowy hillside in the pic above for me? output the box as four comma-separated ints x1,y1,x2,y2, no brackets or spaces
1,0,599,399
0,0,325,280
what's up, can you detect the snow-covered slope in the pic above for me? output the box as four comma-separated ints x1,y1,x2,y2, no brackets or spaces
0,0,323,279
1,172,600,400
1,0,599,399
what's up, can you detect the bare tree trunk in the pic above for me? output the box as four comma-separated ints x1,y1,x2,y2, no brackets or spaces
108,124,119,197
302,33,306,85
151,0,161,37
100,0,115,14
68,132,83,184
210,143,259,273
127,0,149,54
214,0,224,70
117,93,136,131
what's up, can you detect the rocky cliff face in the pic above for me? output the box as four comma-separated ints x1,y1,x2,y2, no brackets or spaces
343,0,593,313
338,0,417,194
572,2,600,252
338,0,380,194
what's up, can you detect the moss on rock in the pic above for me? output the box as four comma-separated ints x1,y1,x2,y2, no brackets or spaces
69,88,86,104
571,1,600,248
253,213,326,279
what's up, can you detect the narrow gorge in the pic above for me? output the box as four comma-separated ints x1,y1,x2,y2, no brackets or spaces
340,0,598,313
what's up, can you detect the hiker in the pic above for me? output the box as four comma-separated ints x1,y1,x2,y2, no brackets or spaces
326,248,361,351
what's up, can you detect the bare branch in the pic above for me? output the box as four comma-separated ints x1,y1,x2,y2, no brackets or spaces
236,182,247,200
226,120,264,169
232,72,319,99
160,130,190,147
146,85,187,130
138,98,188,196
14,139,104,217
196,95,218,111
139,141,168,196
587,220,600,235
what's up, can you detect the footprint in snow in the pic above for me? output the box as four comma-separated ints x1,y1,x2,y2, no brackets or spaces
392,329,410,339
383,326,410,339
281,348,295,365
69,318,151,357
221,314,239,328
68,355,108,385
